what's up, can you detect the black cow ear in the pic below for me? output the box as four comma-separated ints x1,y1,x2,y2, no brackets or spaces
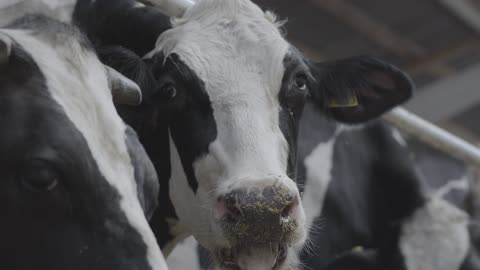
0,32,12,67
310,56,414,124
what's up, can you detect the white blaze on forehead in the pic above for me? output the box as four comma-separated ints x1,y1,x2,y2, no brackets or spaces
4,30,168,270
149,0,291,178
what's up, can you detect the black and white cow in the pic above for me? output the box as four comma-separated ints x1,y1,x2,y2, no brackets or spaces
73,0,414,269
0,15,168,270
293,107,479,270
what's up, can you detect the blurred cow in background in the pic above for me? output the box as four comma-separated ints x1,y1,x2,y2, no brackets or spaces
293,112,480,270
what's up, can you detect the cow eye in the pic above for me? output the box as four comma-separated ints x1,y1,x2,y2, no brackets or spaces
159,83,177,101
294,73,308,90
284,72,308,110
20,160,59,192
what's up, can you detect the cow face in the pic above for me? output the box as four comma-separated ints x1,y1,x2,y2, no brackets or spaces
142,0,413,268
0,16,167,270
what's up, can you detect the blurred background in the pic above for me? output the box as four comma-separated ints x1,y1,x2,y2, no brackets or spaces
254,0,480,145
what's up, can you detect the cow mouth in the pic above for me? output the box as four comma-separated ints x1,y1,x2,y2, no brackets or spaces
215,244,287,270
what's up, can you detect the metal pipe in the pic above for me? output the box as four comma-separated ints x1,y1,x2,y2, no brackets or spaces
437,0,480,33
383,107,480,168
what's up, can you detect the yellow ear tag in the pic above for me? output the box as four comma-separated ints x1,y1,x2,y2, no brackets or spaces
352,246,365,252
328,93,359,108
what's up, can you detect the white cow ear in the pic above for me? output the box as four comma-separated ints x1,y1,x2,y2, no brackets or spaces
0,32,12,66
105,65,143,106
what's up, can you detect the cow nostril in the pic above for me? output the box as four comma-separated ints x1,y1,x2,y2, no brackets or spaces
281,195,299,219
217,195,242,221
226,204,242,219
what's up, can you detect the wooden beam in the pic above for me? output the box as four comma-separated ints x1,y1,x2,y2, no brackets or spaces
309,0,427,59
406,38,480,77
291,37,466,80
437,0,480,33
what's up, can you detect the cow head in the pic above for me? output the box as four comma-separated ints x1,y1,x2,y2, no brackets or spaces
99,0,414,269
0,16,167,270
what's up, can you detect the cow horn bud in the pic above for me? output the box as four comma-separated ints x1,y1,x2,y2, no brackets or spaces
137,0,195,17
0,32,12,66
105,65,143,106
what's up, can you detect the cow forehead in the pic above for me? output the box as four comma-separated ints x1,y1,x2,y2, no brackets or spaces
152,0,290,101
3,29,165,269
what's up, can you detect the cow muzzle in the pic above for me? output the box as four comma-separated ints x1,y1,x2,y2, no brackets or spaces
215,177,303,245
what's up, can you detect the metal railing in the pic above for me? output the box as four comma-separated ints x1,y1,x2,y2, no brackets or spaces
384,107,480,168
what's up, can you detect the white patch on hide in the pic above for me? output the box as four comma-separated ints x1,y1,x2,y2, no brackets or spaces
399,198,469,270
167,236,202,270
302,131,338,232
167,132,212,252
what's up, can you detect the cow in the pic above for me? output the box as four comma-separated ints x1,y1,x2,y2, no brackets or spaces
72,0,415,269
0,15,168,270
293,108,479,270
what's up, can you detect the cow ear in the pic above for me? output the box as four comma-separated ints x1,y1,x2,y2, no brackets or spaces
310,56,414,124
0,32,12,67
105,65,143,106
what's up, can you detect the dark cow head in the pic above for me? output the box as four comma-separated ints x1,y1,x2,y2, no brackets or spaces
0,16,167,270
78,0,414,269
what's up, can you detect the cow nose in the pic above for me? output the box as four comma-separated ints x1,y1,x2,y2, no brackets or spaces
217,184,300,224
